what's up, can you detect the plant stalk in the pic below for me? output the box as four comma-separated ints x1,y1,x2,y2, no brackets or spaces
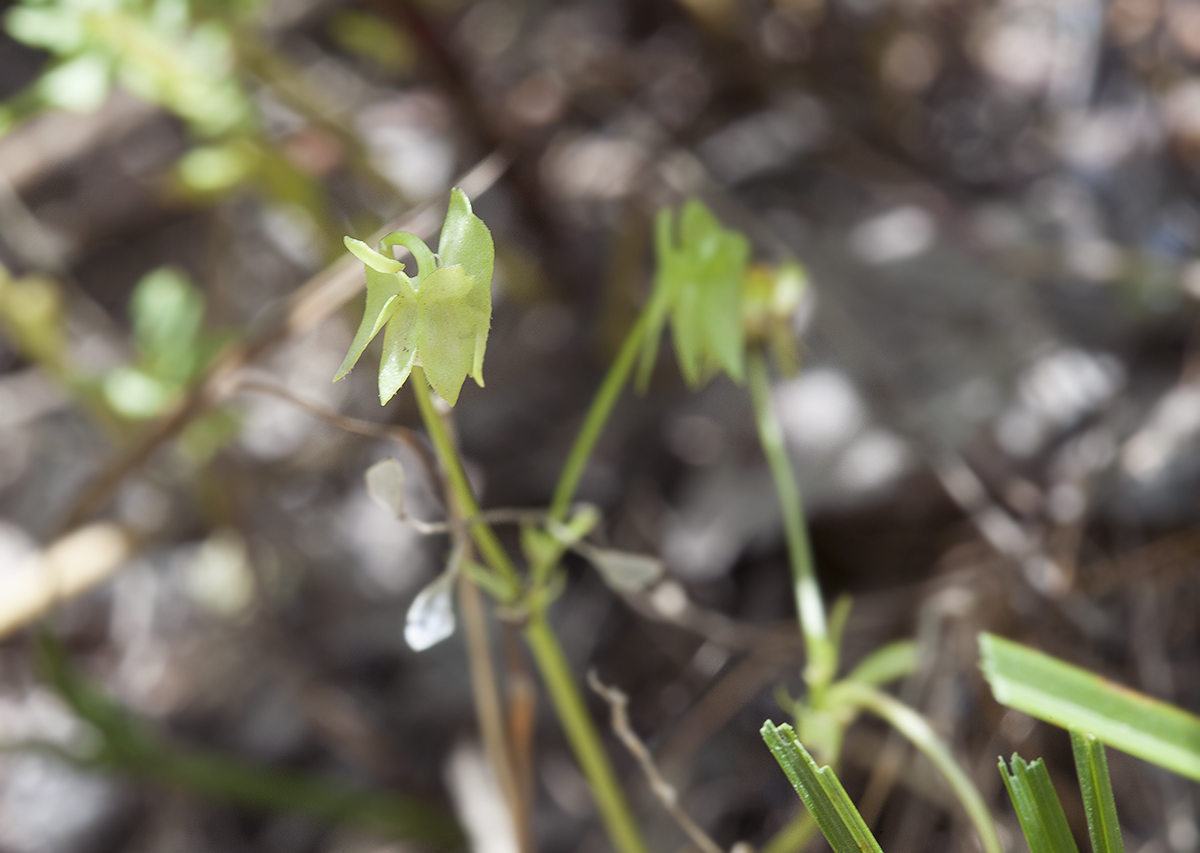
548,310,649,522
411,367,521,593
746,349,835,692
523,612,650,853
410,367,650,853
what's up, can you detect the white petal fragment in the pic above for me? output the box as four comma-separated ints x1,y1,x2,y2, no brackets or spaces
405,570,457,651
365,458,406,518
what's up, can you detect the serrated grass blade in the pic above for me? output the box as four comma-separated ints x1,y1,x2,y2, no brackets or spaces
1071,730,1124,853
980,633,1200,780
999,754,1080,853
762,721,885,853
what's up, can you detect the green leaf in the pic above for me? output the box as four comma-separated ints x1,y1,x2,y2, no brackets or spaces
980,633,1200,781
761,720,886,853
999,754,1080,853
344,236,403,274
845,640,920,688
1070,730,1125,853
416,265,477,405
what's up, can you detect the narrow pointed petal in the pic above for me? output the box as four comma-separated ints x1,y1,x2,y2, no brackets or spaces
378,277,420,403
344,236,403,274
334,267,407,381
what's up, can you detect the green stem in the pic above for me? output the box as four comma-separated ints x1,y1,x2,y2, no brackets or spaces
831,681,1003,853
746,349,835,692
548,311,650,522
410,367,650,853
411,367,520,594
523,612,650,853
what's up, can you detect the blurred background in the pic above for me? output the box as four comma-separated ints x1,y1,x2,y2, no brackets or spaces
1,0,1199,851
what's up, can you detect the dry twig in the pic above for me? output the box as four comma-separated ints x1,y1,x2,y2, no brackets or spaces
587,671,728,853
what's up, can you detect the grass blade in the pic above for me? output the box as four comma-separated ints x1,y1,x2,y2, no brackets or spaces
1071,730,1125,853
999,754,1080,853
761,720,885,853
979,633,1200,780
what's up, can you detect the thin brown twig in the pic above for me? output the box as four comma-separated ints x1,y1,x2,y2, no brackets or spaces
586,671,728,853
57,152,508,533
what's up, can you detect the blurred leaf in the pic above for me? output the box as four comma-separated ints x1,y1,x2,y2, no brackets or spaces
328,10,414,75
35,633,461,847
999,753,1080,853
1071,730,1125,853
365,458,406,518
38,53,112,111
178,142,256,193
130,266,206,384
5,5,85,52
577,546,663,593
743,262,807,377
761,720,886,853
980,633,1200,780
640,199,749,390
102,367,173,419
845,640,920,687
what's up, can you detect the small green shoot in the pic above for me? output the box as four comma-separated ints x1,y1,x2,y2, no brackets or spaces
1070,730,1125,853
999,753,1080,853
337,188,494,405
761,720,886,853
980,633,1200,780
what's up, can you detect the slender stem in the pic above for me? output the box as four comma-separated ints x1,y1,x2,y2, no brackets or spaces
410,367,650,853
523,612,650,853
746,349,835,692
831,681,1003,853
411,367,520,593
549,311,649,522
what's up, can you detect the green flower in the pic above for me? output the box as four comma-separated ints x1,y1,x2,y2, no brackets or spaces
638,199,750,389
335,188,494,405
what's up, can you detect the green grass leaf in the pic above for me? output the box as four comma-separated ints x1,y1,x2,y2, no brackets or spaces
999,753,1080,853
761,720,886,853
980,633,1200,780
1071,730,1125,853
